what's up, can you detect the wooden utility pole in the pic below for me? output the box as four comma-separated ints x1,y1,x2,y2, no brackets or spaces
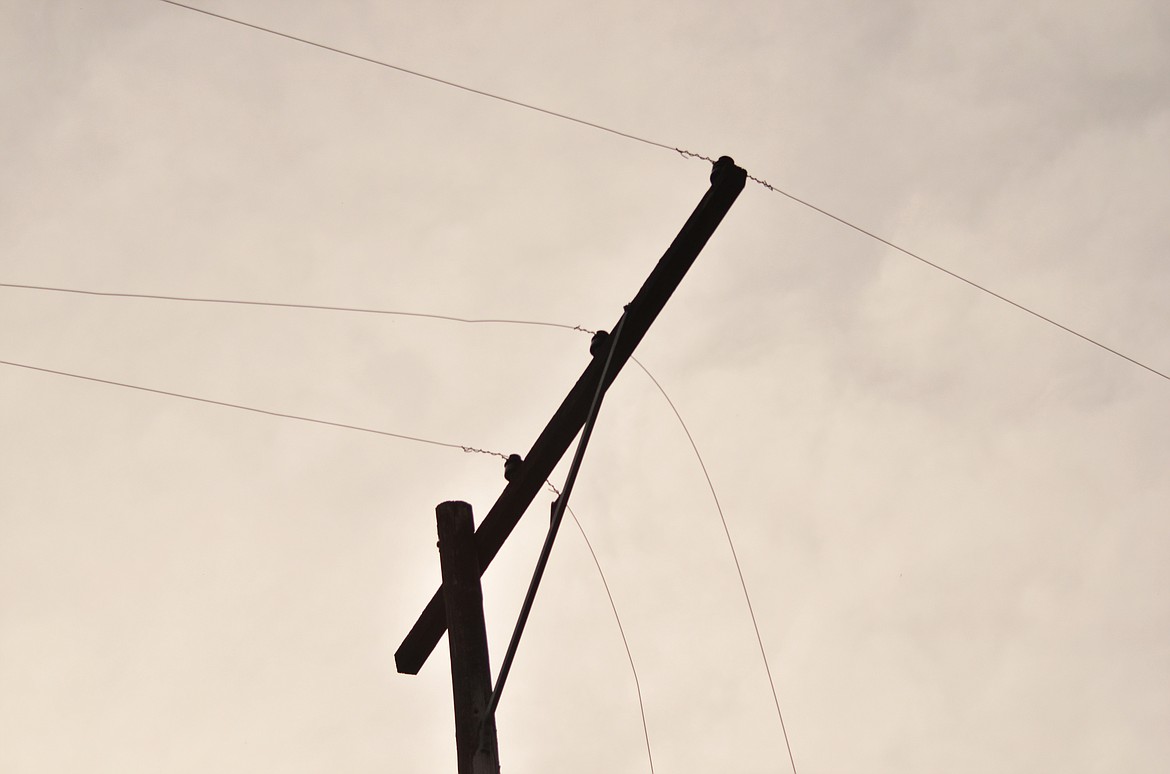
396,156,747,676
399,156,746,773
436,501,500,774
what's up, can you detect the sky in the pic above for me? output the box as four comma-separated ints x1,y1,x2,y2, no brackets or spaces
2,1,1168,772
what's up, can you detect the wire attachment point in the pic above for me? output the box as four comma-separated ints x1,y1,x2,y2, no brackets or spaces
503,454,523,482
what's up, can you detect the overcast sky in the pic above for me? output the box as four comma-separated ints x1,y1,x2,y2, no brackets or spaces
2,2,1168,772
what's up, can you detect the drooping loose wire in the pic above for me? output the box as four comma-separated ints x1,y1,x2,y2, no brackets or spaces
550,481,656,774
632,358,799,774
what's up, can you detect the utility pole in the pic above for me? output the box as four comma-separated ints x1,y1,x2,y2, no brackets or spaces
399,156,747,770
436,501,500,774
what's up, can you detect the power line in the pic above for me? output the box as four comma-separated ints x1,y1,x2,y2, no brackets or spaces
155,0,675,154
154,0,1170,386
8,278,1167,387
2,289,792,771
632,359,799,774
1,281,774,769
0,282,590,333
741,175,1170,384
551,483,656,774
0,351,656,773
59,6,1159,764
2,280,770,770
0,357,505,458
35,269,1169,770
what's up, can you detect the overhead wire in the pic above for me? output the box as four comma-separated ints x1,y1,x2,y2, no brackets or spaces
631,358,798,774
738,176,1170,383
155,0,675,154
0,282,591,333
153,0,1170,387
0,346,655,772
48,6,1164,770
548,482,655,774
0,357,506,458
0,282,788,771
